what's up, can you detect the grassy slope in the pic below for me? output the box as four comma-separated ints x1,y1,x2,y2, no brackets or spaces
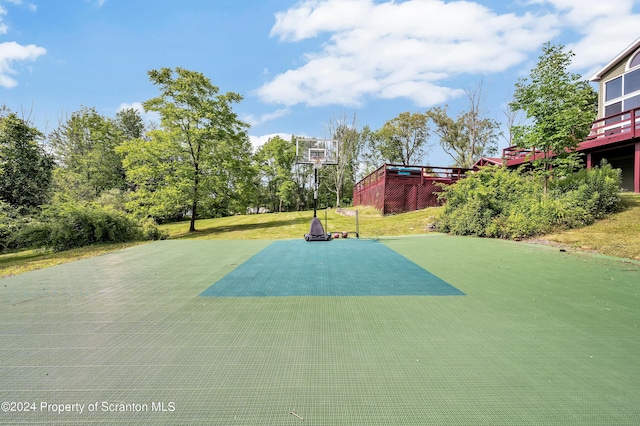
161,206,441,240
2,193,639,277
542,193,640,260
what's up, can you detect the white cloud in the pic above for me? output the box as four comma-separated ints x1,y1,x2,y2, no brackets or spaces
259,0,640,108
0,2,44,86
527,0,640,73
259,0,558,108
243,108,290,126
1,0,36,11
0,41,46,88
83,0,106,7
0,5,6,35
118,102,161,125
249,133,293,151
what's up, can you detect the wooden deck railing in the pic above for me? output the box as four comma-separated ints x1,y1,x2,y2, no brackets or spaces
586,107,640,144
354,164,468,192
499,107,640,164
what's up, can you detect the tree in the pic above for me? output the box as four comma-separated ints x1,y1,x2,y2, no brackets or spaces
118,130,188,221
0,110,54,211
254,136,296,212
50,106,126,198
323,112,360,207
119,67,250,231
377,111,432,165
357,125,386,179
428,83,500,168
510,42,598,192
116,108,146,141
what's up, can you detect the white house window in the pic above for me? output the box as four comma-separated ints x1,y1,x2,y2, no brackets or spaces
624,68,640,93
630,50,640,69
602,49,640,117
605,76,622,101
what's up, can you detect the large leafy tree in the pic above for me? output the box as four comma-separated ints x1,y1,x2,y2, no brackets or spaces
0,110,54,211
376,111,432,165
254,135,296,212
510,42,597,191
50,106,127,198
119,67,250,231
428,83,499,168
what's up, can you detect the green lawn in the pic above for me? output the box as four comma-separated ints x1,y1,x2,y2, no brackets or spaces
160,206,441,240
542,193,640,260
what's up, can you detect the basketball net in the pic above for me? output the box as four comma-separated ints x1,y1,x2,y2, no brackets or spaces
313,158,324,170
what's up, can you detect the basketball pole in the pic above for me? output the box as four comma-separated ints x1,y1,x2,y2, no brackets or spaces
313,167,318,218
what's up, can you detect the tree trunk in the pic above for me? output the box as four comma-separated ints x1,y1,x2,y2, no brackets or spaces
189,198,198,232
189,172,199,232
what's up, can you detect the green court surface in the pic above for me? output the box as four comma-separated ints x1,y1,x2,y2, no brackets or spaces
1,235,639,425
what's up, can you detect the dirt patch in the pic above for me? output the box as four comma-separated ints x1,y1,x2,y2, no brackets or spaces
335,208,358,217
521,237,599,254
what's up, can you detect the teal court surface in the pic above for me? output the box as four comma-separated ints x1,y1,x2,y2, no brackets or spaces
200,239,464,297
1,235,640,425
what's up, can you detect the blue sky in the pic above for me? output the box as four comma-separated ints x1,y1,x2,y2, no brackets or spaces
2,0,640,167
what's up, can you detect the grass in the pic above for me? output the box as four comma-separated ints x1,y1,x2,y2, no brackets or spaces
162,206,442,240
542,193,640,260
2,192,639,278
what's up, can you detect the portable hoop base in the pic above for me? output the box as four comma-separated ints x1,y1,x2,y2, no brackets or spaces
304,217,331,242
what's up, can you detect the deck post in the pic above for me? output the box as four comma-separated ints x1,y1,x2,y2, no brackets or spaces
635,142,640,193
586,152,592,169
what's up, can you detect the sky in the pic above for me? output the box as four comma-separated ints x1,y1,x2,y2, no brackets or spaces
1,0,640,167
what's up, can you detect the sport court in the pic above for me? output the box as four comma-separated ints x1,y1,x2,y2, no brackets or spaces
1,235,639,424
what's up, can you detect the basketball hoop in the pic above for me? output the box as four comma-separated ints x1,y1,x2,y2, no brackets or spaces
295,137,338,240
313,157,324,170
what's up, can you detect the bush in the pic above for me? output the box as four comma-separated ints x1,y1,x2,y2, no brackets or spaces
32,203,143,251
549,160,622,220
11,202,169,252
140,217,169,241
0,201,31,252
437,163,622,239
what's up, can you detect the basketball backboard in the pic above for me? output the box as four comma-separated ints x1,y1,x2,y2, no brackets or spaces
295,138,338,165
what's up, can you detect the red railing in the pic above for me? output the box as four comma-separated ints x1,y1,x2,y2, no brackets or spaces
499,108,640,165
586,107,640,145
502,146,545,161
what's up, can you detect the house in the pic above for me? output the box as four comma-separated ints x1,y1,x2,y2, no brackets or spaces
477,36,640,193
